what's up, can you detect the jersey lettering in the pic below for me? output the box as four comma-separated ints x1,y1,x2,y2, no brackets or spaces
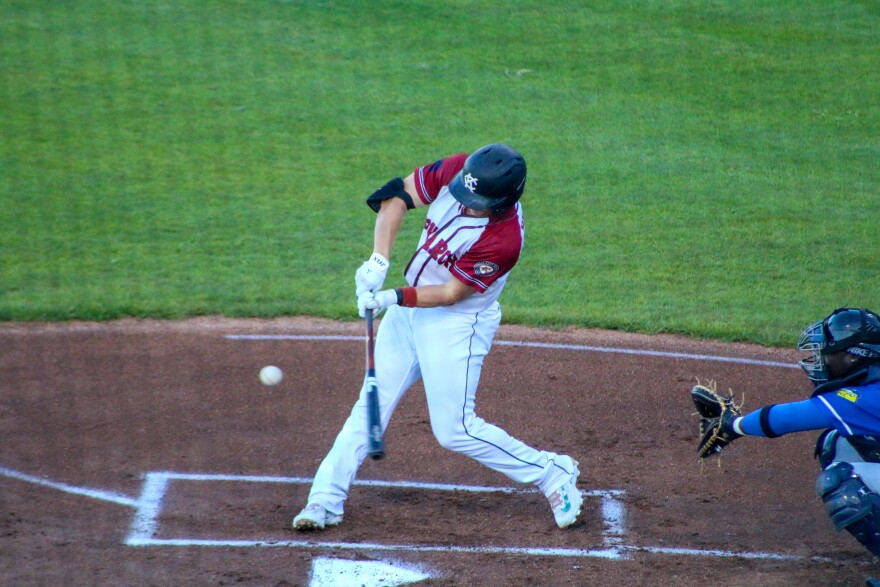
425,237,456,268
428,239,448,259
420,218,458,269
423,218,441,246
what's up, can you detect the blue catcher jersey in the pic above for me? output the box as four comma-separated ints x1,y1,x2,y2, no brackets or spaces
812,378,880,437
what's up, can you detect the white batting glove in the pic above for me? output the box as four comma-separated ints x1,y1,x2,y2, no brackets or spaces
357,289,398,318
355,252,390,296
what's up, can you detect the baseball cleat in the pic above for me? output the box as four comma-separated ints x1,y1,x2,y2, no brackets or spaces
545,456,583,529
292,503,343,531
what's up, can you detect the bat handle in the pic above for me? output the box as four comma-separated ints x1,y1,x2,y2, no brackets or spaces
365,307,374,332
365,309,375,370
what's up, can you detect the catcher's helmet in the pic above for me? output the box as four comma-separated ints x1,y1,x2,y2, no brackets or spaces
797,307,880,384
447,144,526,213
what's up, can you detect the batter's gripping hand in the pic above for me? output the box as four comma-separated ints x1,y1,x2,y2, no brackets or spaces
691,382,743,458
357,289,397,318
355,253,390,296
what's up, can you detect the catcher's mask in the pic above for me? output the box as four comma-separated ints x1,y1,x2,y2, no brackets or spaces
797,307,880,385
447,143,526,214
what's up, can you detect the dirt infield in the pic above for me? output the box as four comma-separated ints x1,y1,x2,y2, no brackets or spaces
1,317,875,586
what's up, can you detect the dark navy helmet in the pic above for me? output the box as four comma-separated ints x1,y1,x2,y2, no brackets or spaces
447,144,526,213
797,307,880,384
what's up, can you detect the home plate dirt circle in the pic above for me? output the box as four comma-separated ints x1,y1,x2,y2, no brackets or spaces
0,317,874,586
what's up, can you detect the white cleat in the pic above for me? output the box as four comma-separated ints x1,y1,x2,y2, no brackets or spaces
292,502,343,531
545,456,583,529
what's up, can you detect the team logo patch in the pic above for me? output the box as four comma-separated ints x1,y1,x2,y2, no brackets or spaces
837,388,859,403
463,173,478,193
474,261,499,276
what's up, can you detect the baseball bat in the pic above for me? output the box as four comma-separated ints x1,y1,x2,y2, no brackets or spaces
365,308,385,460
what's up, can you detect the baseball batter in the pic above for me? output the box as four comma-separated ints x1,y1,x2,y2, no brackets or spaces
293,144,582,531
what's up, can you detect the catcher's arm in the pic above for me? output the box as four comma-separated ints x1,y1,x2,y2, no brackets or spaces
691,382,744,458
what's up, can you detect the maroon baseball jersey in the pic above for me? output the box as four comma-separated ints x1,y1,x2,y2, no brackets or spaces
406,155,525,313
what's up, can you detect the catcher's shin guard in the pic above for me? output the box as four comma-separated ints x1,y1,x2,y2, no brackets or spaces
816,462,880,556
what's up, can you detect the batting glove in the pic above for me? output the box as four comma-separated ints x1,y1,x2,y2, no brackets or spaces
357,289,398,318
355,252,390,296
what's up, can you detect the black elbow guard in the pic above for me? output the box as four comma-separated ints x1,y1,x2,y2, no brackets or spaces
366,177,414,213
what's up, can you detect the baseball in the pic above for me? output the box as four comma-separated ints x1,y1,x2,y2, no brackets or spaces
259,365,283,386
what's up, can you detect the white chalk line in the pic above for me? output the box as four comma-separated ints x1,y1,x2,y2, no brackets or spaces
224,334,798,369
124,537,807,562
125,536,626,559
0,465,818,562
0,465,138,507
129,473,168,540
122,472,626,552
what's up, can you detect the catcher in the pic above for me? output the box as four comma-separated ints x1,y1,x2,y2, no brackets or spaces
691,307,880,579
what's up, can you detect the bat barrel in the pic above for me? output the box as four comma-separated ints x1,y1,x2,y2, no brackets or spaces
364,309,384,460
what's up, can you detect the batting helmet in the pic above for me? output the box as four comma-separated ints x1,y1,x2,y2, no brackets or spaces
447,144,526,213
798,307,880,384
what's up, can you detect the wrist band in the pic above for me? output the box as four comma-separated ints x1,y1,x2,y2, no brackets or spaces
396,286,418,308
759,405,780,438
732,417,744,436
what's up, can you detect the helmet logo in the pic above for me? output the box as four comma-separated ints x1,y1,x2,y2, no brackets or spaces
848,346,880,359
463,173,478,193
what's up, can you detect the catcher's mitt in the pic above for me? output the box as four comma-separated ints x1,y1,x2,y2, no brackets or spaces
691,381,743,458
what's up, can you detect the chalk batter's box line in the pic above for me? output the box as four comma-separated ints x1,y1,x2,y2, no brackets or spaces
0,465,818,562
124,471,806,561
125,537,805,562
126,472,628,555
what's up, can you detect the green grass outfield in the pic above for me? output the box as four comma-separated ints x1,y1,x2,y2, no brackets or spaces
2,0,878,346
